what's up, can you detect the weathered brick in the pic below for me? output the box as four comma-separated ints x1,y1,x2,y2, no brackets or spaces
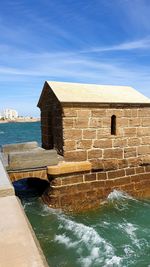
124,128,137,137
91,109,106,117
77,110,91,117
124,147,137,158
138,145,150,156
88,149,102,159
106,109,123,117
63,118,74,128
84,173,96,182
90,159,104,170
113,138,127,148
141,136,150,145
83,129,96,139
113,177,131,186
64,140,76,151
108,169,125,179
137,127,150,136
103,148,123,159
117,118,128,127
76,140,92,149
123,109,132,117
103,159,118,170
128,118,141,127
135,167,145,174
89,118,102,128
138,108,150,117
97,128,110,138
118,159,128,169
142,118,150,127
63,108,77,117
96,172,107,180
127,137,140,147
64,150,87,161
128,157,142,167
74,118,89,128
64,129,82,140
125,168,135,176
61,175,84,185
93,139,112,148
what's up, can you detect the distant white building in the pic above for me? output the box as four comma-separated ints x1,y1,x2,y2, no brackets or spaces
3,109,18,120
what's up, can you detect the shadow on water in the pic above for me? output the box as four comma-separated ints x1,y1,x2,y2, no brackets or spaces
13,178,49,199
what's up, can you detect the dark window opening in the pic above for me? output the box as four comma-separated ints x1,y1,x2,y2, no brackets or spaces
111,115,116,135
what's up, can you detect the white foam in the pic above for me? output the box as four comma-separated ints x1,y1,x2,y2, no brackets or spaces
55,214,122,267
107,189,133,201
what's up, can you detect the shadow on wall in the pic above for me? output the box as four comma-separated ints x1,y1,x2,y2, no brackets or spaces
13,178,49,199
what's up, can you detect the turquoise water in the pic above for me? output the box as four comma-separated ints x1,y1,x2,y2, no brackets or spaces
1,122,150,267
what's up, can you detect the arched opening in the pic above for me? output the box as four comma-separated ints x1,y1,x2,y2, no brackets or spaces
13,178,49,199
111,115,116,135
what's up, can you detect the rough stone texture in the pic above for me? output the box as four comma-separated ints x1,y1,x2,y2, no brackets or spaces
8,168,48,182
43,165,150,212
0,196,48,267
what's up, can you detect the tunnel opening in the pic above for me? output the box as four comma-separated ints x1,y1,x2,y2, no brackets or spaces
13,178,49,199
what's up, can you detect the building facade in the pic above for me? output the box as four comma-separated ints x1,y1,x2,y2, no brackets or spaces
38,81,150,211
3,109,18,120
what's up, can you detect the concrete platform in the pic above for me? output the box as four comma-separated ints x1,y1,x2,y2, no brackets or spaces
0,196,48,267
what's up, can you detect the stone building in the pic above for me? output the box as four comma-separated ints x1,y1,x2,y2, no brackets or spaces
38,81,150,211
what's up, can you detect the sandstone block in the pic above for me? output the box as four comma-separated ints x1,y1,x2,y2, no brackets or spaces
63,118,74,128
137,127,150,137
63,108,77,117
48,161,91,175
64,129,82,140
84,173,96,182
97,172,107,180
88,149,102,159
83,129,96,139
127,137,141,147
138,145,150,156
142,118,150,127
77,140,92,149
61,175,84,185
113,138,127,148
103,159,118,170
123,128,137,137
103,148,123,159
108,169,125,179
74,118,89,128
97,128,110,138
128,118,141,127
91,109,106,117
124,147,137,158
77,110,91,117
63,140,76,151
94,139,112,148
64,150,87,162
89,118,102,128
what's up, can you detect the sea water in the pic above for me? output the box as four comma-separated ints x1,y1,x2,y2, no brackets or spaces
0,122,150,267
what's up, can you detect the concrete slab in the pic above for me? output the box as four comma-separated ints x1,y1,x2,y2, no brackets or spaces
0,196,48,267
1,141,39,153
8,149,58,170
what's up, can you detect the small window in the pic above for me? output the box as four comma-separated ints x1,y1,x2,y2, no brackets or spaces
111,115,116,135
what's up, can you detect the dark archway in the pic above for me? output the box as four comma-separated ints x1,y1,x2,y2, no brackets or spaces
13,178,49,199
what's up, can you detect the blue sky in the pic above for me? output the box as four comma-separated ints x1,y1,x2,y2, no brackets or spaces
0,0,150,116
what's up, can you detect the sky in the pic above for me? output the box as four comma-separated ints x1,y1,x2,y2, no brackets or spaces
0,0,150,117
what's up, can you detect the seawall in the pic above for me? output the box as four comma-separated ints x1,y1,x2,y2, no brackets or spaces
0,159,49,267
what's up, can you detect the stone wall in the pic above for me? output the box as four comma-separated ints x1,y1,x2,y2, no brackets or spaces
62,106,150,171
43,162,150,212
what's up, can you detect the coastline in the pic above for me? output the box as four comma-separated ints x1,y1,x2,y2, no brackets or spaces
0,118,40,124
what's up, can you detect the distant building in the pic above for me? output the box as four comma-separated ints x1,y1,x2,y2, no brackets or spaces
3,109,18,120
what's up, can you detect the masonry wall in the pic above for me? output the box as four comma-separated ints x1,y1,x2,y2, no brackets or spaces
62,105,150,170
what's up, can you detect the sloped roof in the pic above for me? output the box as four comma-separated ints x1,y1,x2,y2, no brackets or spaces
41,81,150,104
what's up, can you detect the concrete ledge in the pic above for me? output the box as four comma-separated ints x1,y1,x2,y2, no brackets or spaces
0,160,14,197
8,149,59,170
0,196,48,267
47,161,92,175
1,141,39,153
